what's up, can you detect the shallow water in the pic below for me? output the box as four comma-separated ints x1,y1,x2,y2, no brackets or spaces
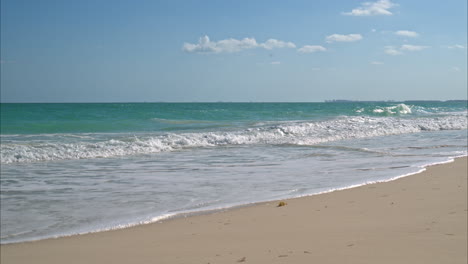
1,102,467,243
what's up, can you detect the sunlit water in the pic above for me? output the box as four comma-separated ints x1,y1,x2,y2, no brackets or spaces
1,102,467,243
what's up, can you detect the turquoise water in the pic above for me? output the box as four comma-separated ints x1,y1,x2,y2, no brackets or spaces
1,101,467,243
3,101,466,134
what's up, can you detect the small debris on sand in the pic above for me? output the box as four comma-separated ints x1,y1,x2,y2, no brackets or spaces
237,257,246,262
277,201,287,207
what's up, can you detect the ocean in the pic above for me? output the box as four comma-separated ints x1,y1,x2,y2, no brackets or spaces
1,101,467,244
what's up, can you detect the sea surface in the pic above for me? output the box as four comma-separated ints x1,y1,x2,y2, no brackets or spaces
1,101,467,244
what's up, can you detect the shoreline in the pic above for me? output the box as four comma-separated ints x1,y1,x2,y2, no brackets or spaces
1,156,466,263
2,155,464,245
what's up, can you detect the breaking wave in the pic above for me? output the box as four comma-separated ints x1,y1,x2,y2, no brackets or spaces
355,103,414,115
2,115,467,164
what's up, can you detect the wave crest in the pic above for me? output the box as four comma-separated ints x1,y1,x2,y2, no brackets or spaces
2,115,467,164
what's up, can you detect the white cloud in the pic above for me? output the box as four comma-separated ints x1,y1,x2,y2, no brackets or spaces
395,30,419,38
297,45,327,53
311,67,321,71
447,44,466,49
183,36,296,53
260,39,296,50
325,34,363,43
343,0,397,16
384,46,402,55
270,61,281,65
384,44,429,55
451,66,461,72
183,35,258,53
370,61,384,65
400,44,428,51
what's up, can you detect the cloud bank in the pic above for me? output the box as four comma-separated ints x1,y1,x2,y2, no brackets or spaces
400,44,429,51
395,30,419,37
385,44,429,55
343,0,397,16
297,45,327,53
384,46,403,55
259,39,296,50
183,36,296,53
325,34,363,43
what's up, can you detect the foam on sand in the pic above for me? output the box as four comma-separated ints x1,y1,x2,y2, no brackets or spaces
1,157,466,264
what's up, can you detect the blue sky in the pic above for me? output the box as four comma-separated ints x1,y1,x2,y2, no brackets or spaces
1,0,466,102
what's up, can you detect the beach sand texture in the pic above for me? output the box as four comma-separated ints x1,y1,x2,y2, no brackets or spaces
1,157,466,264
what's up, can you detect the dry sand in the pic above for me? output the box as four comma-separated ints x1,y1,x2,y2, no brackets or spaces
1,157,467,264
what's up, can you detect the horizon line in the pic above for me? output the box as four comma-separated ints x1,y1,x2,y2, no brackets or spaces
1,99,467,104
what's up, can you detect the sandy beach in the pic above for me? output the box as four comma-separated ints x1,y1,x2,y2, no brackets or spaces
1,157,466,264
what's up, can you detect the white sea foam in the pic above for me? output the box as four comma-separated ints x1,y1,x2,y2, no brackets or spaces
372,103,412,114
2,102,467,244
1,115,466,164
2,152,465,244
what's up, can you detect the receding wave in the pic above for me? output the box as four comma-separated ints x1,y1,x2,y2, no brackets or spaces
1,115,467,164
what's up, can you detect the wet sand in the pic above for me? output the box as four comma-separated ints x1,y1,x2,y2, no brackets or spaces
1,157,466,264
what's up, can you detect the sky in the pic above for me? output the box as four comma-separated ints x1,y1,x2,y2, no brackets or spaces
1,0,467,102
